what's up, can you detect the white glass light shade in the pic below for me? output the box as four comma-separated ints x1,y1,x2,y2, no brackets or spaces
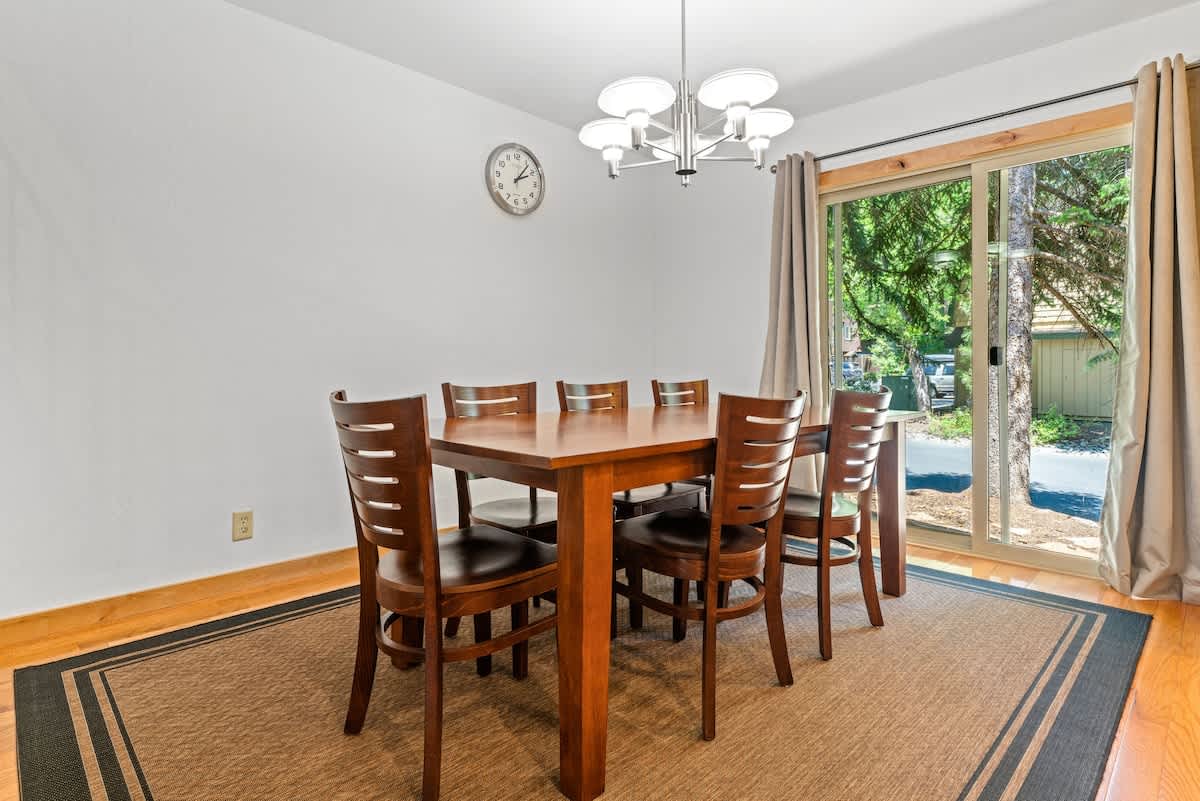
724,107,794,138
601,146,624,163
578,118,632,150
597,76,676,117
697,68,778,110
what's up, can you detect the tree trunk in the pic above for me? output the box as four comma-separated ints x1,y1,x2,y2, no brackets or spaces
907,348,931,411
987,165,1035,507
1006,165,1035,505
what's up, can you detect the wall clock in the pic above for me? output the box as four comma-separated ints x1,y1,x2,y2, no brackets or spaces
485,143,544,216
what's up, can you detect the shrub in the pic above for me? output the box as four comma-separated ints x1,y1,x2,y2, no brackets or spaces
928,406,972,439
1031,405,1081,446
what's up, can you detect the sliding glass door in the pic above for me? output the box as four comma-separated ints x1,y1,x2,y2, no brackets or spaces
973,137,1130,571
824,130,1130,573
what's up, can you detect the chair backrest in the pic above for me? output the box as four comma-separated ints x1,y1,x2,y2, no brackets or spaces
651,379,709,407
709,392,808,527
442,381,537,419
556,380,629,412
822,388,892,496
441,382,539,522
329,391,439,588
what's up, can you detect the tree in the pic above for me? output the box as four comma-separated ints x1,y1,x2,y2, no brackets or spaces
835,146,1128,511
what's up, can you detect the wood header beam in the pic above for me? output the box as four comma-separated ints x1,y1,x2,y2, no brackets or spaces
818,103,1133,194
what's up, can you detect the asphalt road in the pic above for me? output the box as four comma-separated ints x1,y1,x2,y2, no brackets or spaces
905,436,1108,521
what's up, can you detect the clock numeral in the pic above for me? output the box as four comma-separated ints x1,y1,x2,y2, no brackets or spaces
497,182,504,190
529,192,534,198
514,153,521,160
505,193,511,199
494,170,500,177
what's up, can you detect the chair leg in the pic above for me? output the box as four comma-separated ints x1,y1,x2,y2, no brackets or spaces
473,613,492,677
628,565,644,630
701,581,718,741
422,613,444,801
817,533,833,661
672,579,688,642
344,603,379,734
443,617,460,638
717,581,730,608
765,566,793,686
858,517,884,628
511,601,529,679
392,616,423,670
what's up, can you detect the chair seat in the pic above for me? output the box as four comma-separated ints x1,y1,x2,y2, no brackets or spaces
377,525,557,597
782,491,861,539
614,508,765,581
471,496,558,532
612,482,704,518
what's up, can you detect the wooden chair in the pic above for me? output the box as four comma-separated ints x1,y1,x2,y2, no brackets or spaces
331,391,557,801
557,379,704,520
645,378,717,640
612,392,807,740
780,388,892,661
441,382,557,656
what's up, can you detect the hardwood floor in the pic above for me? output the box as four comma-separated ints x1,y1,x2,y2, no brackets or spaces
1,543,1196,800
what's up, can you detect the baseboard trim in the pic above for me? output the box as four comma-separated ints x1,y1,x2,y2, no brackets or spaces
0,547,358,665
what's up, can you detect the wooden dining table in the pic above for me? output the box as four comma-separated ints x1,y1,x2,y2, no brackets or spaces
430,404,919,801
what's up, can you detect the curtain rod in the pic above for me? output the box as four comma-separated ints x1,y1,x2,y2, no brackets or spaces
770,59,1198,170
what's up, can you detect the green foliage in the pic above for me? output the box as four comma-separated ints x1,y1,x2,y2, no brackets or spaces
1031,405,1081,446
846,372,881,392
867,342,907,377
928,407,973,440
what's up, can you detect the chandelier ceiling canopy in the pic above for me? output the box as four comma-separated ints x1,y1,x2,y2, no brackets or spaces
577,0,793,185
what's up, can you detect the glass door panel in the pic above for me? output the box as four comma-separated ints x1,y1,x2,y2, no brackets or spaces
826,174,974,538
982,145,1130,563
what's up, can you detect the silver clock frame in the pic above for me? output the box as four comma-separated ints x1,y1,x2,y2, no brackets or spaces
485,142,544,216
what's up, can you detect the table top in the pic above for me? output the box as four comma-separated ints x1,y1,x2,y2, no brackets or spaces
430,405,719,471
430,406,925,471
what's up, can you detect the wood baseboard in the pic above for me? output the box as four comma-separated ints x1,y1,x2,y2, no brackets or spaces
0,547,359,669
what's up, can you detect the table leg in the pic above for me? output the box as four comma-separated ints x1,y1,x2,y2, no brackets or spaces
556,463,614,801
877,420,908,597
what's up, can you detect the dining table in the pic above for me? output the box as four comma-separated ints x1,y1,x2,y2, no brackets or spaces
430,403,920,801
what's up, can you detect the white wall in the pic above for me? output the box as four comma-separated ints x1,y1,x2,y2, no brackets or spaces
651,2,1200,397
0,0,657,617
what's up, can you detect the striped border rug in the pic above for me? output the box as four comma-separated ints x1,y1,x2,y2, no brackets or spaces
14,561,1149,801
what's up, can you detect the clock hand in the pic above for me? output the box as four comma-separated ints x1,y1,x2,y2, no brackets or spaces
514,165,530,184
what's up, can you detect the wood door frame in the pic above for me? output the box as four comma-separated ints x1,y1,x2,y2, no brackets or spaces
819,116,1132,577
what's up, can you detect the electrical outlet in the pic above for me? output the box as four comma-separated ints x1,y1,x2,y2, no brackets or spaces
232,509,253,542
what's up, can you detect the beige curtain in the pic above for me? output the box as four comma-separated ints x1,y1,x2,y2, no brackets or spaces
1100,55,1200,602
760,152,829,491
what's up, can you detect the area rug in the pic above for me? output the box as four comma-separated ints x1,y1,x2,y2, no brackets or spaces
14,560,1149,801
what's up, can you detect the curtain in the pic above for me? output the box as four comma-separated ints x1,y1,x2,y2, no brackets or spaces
1099,55,1200,602
760,152,829,491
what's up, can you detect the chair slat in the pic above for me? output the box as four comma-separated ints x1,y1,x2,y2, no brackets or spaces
556,380,629,411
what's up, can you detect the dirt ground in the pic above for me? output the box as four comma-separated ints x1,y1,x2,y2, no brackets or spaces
903,488,1101,559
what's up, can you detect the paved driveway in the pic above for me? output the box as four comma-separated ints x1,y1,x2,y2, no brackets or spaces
905,436,1108,520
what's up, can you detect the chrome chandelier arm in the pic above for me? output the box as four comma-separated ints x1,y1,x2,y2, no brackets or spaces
696,114,727,135
696,155,755,162
621,158,675,170
643,139,679,159
694,132,734,157
647,117,676,135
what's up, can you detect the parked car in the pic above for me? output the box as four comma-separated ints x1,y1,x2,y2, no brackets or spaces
843,360,862,382
922,354,956,398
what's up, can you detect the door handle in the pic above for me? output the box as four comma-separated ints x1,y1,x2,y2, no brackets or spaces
989,345,1003,366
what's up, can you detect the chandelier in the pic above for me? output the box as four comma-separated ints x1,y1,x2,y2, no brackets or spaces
577,0,793,186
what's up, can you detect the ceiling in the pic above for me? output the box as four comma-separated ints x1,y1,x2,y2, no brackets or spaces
228,0,1191,129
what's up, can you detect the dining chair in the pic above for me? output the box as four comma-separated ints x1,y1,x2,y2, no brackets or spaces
331,391,558,801
557,379,704,520
780,388,892,661
441,382,558,659
612,392,807,740
646,378,719,640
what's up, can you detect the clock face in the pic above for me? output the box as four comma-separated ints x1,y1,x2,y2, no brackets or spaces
486,143,544,216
